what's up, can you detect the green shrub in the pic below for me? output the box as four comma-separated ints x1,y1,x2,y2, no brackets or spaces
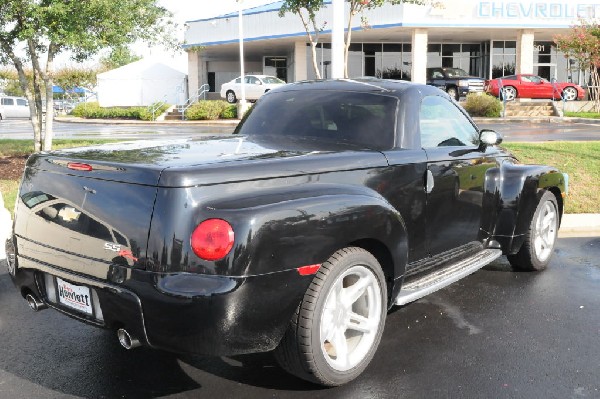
219,104,237,119
463,93,503,117
185,100,234,120
70,102,170,120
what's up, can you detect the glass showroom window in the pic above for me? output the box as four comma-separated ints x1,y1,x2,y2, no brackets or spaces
428,44,483,77
491,41,516,78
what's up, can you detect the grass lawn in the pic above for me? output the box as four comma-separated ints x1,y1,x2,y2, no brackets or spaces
504,142,600,214
0,139,598,216
564,111,600,119
0,139,120,157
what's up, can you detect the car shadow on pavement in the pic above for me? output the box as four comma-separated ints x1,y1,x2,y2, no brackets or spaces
0,263,323,396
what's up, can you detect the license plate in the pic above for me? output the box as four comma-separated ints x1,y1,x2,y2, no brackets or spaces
56,277,93,315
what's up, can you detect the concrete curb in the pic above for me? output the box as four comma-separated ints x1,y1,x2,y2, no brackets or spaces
473,116,600,124
0,192,12,260
560,214,600,233
54,117,240,127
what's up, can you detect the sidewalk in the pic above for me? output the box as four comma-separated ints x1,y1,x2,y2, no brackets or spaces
54,116,240,127
473,116,600,124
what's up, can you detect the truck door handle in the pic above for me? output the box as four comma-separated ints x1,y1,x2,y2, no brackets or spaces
425,170,434,194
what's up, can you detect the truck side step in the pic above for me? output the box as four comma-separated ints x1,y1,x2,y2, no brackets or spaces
395,249,502,306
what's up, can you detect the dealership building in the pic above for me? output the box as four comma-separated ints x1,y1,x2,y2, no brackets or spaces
183,1,600,95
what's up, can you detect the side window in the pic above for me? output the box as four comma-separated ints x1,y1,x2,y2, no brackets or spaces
17,99,28,106
2,98,14,106
246,76,259,84
419,96,479,148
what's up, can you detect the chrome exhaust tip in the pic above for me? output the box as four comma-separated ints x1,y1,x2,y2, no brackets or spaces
117,328,141,350
25,294,47,311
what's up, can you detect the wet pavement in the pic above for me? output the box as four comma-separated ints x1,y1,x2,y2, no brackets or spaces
478,121,600,142
1,234,599,398
0,119,233,140
1,119,599,142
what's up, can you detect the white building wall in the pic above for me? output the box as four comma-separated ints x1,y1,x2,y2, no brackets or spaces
516,29,535,75
185,1,599,49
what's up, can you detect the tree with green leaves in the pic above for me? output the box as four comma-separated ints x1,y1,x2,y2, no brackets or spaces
555,20,600,113
100,46,143,71
0,0,175,152
280,0,326,79
279,0,426,79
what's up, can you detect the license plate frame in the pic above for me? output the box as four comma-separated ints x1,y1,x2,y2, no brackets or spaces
56,277,94,316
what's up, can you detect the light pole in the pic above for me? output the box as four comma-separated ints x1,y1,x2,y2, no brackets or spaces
237,0,250,118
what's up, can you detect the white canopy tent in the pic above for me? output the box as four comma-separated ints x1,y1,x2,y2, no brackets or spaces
97,60,187,107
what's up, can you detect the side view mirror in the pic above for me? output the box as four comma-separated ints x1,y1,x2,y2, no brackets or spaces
256,81,263,85
479,129,503,147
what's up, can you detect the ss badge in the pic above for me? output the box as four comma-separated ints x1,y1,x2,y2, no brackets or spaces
104,242,121,252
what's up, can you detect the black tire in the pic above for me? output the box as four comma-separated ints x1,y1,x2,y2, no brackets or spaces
447,86,459,101
274,247,387,386
226,90,237,104
508,191,559,271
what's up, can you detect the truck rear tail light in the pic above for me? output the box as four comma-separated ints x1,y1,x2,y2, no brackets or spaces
191,219,235,261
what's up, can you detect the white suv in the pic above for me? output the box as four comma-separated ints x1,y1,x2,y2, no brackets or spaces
0,96,30,120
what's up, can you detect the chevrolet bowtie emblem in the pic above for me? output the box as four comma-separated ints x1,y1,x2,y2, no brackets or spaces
58,206,81,222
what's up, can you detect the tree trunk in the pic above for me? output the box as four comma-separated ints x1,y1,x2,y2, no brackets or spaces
43,45,58,151
297,9,322,80
4,46,42,152
344,10,353,79
591,67,600,113
28,39,57,152
310,41,322,79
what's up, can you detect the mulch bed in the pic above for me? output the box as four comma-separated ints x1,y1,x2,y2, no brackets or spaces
0,156,28,180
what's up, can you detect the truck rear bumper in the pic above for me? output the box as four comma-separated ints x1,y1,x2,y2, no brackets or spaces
8,253,311,356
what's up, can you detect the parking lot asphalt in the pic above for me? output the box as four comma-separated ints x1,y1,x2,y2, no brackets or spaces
1,234,599,398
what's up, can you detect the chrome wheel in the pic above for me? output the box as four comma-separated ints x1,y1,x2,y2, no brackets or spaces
320,264,382,372
502,86,517,101
533,198,558,263
274,247,386,386
562,87,578,101
508,191,559,271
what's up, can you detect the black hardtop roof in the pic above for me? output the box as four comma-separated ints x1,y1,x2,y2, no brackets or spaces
277,78,425,97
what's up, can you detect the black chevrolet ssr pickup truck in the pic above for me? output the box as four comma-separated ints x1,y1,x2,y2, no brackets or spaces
6,79,567,386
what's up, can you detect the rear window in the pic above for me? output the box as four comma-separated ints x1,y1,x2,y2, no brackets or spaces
235,90,397,150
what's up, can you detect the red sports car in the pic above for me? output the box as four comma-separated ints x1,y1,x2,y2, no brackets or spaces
485,74,585,101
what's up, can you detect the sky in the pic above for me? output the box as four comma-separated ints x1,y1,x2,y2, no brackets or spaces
135,0,277,72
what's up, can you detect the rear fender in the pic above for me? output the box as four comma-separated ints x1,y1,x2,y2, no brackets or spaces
147,183,408,279
209,187,409,279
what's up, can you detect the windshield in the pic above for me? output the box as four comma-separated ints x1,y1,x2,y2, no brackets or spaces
235,90,397,150
261,76,285,84
443,68,469,77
